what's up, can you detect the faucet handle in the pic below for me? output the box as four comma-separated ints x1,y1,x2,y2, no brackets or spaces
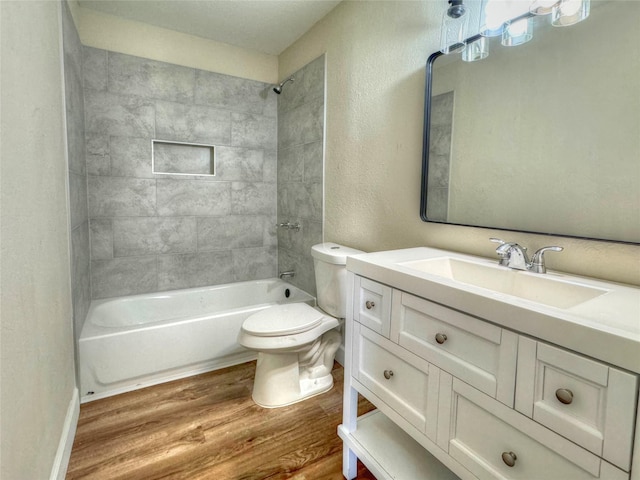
530,246,563,274
492,239,517,266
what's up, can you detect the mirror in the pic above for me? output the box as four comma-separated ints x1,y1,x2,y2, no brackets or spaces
421,0,639,244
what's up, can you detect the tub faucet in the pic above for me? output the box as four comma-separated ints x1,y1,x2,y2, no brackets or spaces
279,271,295,279
276,221,301,232
491,238,563,274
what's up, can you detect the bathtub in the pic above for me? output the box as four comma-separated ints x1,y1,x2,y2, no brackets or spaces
79,278,315,402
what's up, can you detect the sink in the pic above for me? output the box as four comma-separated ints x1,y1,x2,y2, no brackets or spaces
399,257,609,309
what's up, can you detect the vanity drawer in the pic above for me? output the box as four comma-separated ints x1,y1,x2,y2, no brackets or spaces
352,322,439,438
515,337,638,472
353,276,392,337
390,290,518,406
440,376,628,480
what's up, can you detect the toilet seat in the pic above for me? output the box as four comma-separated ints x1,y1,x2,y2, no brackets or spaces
242,303,323,337
238,303,340,352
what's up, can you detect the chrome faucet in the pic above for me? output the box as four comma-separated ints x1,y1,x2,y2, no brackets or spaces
279,271,295,279
490,238,563,274
276,221,301,232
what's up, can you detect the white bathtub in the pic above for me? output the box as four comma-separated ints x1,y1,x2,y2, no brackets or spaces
79,279,315,402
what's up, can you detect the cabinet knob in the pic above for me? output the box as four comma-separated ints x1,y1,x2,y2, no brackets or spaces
555,388,574,405
501,451,517,467
365,300,375,310
383,370,394,380
435,333,448,344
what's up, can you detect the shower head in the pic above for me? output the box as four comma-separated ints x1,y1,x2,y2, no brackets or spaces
273,76,295,94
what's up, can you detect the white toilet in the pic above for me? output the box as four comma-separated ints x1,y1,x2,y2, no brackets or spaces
238,242,364,408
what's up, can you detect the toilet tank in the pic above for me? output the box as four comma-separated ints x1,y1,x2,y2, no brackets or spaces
311,243,364,318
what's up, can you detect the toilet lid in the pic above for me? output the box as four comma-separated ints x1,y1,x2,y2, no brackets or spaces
243,303,324,337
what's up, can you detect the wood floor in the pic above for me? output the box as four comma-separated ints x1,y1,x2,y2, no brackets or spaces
67,362,376,480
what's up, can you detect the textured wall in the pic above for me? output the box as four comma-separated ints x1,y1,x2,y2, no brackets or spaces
277,55,325,296
84,48,278,299
62,1,91,346
279,1,640,286
74,3,277,84
0,2,76,477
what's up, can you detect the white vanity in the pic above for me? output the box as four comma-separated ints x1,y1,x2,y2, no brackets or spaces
338,247,640,480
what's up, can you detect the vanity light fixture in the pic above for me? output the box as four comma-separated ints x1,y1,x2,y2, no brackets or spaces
439,0,590,57
462,36,489,61
440,0,470,54
502,17,534,46
552,0,590,26
529,0,561,15
479,0,510,37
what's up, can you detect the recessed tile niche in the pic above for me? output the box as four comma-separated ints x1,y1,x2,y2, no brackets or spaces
152,140,216,176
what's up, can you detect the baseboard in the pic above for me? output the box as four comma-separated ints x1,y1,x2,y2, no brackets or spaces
50,387,79,480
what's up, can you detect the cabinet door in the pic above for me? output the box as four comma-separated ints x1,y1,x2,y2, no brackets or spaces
390,291,518,406
353,276,392,337
352,322,439,440
439,375,628,480
516,337,638,472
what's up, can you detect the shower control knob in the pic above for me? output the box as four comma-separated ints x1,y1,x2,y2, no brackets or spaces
501,451,517,467
435,333,448,344
555,388,574,405
365,301,375,310
383,370,394,380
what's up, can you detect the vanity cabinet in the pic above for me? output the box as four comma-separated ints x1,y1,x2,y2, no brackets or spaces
353,275,392,337
339,274,638,480
390,290,518,407
352,322,439,439
441,376,627,480
515,337,638,471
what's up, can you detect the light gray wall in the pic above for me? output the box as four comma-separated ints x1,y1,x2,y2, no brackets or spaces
0,1,76,478
62,0,91,350
277,55,325,296
83,49,279,298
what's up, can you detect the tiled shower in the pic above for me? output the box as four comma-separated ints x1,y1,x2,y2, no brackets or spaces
62,2,325,344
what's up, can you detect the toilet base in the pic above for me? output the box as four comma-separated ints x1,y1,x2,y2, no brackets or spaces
251,330,341,408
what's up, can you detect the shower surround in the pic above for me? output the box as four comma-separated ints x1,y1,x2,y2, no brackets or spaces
76,46,325,305
84,49,279,299
277,56,326,295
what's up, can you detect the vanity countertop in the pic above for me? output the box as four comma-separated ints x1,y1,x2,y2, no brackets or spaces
347,247,640,373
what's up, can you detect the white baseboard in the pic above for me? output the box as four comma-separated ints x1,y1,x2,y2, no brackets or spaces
50,387,79,480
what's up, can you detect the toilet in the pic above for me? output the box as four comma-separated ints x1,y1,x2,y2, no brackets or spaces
238,242,364,408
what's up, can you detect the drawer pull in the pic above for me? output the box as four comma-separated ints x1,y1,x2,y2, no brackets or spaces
383,370,394,380
555,388,574,405
435,333,448,344
501,451,517,467
365,301,376,310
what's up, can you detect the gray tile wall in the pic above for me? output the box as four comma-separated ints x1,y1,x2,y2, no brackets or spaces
277,55,325,296
84,48,278,299
427,91,454,221
62,1,90,341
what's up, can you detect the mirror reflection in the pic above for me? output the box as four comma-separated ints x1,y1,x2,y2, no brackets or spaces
422,0,639,244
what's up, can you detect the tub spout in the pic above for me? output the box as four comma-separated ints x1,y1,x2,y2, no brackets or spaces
279,271,295,279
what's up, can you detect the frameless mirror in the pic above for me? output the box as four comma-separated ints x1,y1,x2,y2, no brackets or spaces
421,0,639,244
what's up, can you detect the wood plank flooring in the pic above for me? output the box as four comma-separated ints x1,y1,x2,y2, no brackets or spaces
67,362,376,480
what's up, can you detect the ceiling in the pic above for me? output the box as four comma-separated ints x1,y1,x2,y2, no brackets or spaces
78,0,342,56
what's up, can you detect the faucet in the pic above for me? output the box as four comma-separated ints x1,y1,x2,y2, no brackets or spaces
490,238,563,274
276,221,301,232
279,271,295,279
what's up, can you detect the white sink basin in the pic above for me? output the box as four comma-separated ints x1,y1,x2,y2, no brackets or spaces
399,257,609,309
